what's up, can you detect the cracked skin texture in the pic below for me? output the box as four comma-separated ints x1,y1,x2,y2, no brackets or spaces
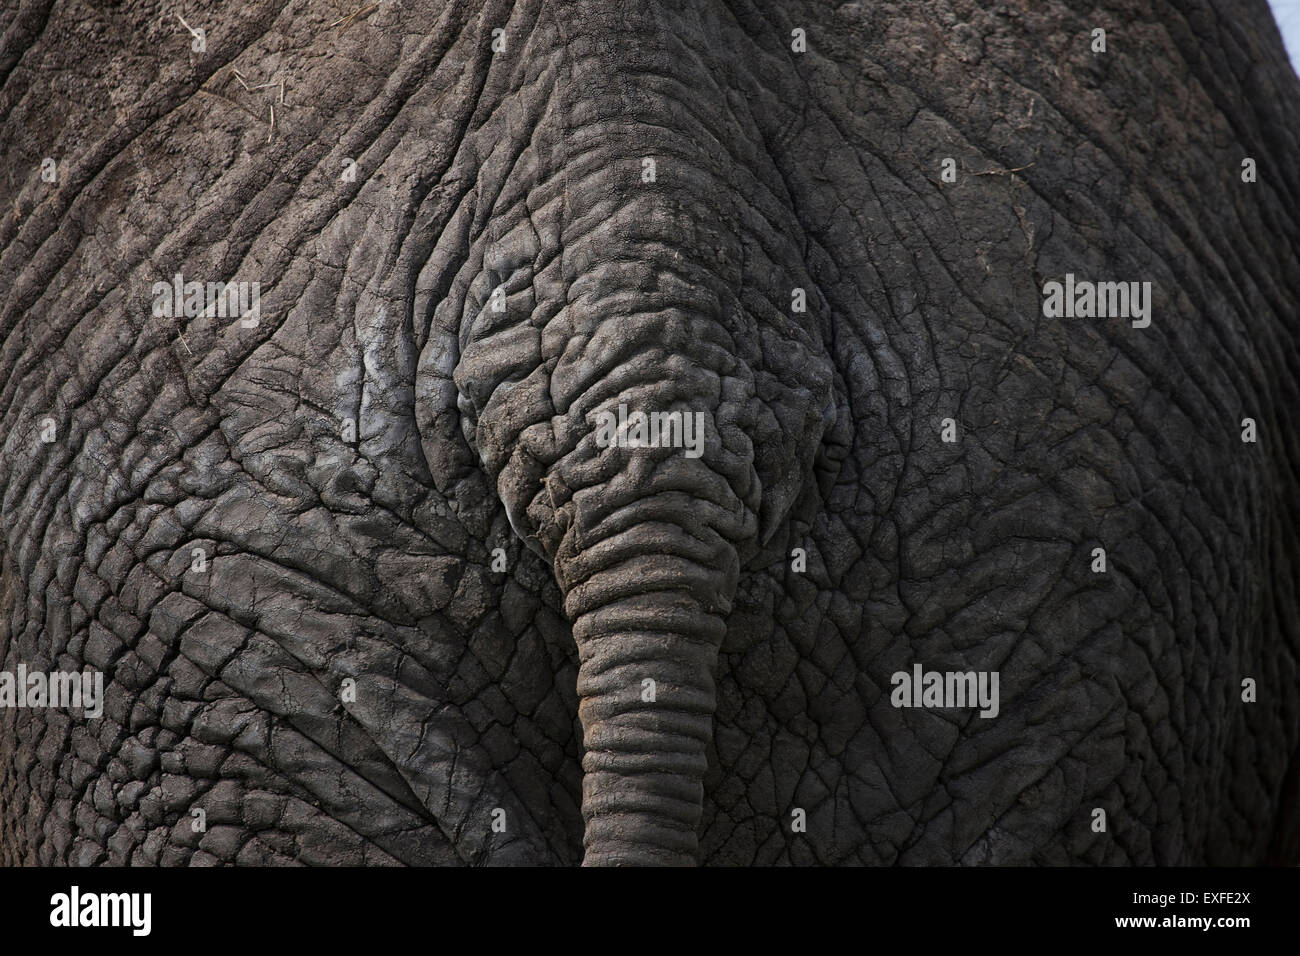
1,0,1298,865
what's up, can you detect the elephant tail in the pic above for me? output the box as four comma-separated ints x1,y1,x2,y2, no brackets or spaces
447,252,833,864
439,41,836,860
551,437,747,865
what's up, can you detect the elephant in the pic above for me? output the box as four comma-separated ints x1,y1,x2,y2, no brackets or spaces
1,0,1297,867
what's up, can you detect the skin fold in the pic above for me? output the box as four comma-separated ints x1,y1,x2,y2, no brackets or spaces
0,0,1297,865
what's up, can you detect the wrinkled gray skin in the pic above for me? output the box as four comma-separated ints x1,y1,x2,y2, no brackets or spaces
1,0,1298,866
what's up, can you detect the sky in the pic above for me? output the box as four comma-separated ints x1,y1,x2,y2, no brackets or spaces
1269,0,1300,76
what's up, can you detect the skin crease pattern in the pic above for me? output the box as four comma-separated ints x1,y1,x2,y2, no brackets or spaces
0,0,1297,866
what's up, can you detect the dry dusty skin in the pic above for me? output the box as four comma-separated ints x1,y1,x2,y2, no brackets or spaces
0,0,1298,865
